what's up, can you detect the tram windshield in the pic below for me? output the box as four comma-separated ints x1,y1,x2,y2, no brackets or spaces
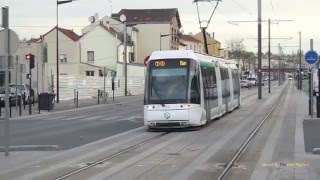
145,59,190,104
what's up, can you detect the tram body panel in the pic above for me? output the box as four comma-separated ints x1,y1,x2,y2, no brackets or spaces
144,104,206,127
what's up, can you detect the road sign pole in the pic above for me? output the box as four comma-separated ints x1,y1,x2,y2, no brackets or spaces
103,67,106,103
304,41,320,117
2,6,10,157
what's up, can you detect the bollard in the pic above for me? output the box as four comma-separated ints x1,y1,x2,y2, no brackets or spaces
19,95,22,116
74,89,76,104
23,92,26,110
38,93,40,114
47,93,50,112
33,95,35,106
98,89,100,104
76,91,79,108
9,96,12,118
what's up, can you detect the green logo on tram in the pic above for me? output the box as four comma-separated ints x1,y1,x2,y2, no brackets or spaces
164,112,171,120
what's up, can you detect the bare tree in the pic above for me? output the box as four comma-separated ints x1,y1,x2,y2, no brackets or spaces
226,36,246,63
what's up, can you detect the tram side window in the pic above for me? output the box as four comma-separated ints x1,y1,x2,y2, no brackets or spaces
190,68,200,104
220,68,226,98
201,68,209,101
226,69,230,98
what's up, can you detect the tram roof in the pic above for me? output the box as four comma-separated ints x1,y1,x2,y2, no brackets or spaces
149,50,238,69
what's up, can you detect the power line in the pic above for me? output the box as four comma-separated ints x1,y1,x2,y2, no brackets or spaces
269,0,277,19
229,0,253,16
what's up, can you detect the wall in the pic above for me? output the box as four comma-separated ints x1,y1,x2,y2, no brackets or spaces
135,24,170,64
55,74,145,100
116,62,146,77
44,30,81,77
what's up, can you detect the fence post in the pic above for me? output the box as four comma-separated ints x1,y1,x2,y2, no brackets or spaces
77,91,79,108
74,89,76,104
19,95,22,116
38,93,40,114
98,89,100,104
0,97,2,117
47,93,50,112
23,92,26,110
9,96,12,118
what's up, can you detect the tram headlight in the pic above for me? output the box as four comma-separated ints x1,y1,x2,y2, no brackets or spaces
145,105,156,110
179,104,191,109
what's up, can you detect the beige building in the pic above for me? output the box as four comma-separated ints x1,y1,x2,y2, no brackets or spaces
111,8,182,64
193,32,228,59
180,34,204,53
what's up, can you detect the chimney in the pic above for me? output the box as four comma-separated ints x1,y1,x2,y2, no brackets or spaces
212,32,215,39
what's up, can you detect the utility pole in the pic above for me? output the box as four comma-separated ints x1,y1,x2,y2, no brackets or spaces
309,39,313,117
299,32,302,90
278,43,281,86
268,19,271,93
257,0,262,99
2,6,10,156
103,67,106,103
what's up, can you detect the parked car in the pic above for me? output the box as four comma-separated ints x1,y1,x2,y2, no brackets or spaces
240,80,249,88
9,84,35,103
0,86,22,107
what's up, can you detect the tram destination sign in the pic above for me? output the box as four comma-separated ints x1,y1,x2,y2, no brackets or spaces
150,59,189,69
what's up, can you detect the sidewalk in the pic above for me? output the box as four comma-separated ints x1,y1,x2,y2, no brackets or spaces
294,86,320,180
0,94,144,119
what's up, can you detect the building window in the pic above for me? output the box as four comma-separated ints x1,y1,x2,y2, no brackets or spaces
87,51,94,62
59,54,67,64
99,70,103,77
171,28,174,42
86,71,94,76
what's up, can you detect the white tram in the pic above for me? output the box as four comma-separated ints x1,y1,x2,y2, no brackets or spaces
144,50,240,129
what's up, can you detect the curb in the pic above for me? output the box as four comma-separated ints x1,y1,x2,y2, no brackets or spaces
0,145,60,152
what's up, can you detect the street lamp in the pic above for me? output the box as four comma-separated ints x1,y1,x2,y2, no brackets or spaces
159,33,172,51
120,14,128,96
57,0,75,103
159,31,183,51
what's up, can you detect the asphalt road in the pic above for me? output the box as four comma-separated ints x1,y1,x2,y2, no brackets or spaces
0,82,275,151
2,81,311,180
0,100,144,150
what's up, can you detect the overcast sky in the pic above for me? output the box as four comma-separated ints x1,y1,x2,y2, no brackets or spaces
1,0,319,55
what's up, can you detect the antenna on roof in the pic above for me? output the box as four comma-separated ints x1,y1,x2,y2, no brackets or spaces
94,13,99,20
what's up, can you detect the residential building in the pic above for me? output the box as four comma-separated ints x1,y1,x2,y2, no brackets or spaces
111,8,182,64
193,32,228,59
180,34,204,53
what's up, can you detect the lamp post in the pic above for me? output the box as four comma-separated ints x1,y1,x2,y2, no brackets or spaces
160,33,171,51
57,0,75,103
120,14,128,96
160,31,183,51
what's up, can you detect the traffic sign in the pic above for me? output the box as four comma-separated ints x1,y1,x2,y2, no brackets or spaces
305,50,319,65
0,29,20,55
111,71,117,78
